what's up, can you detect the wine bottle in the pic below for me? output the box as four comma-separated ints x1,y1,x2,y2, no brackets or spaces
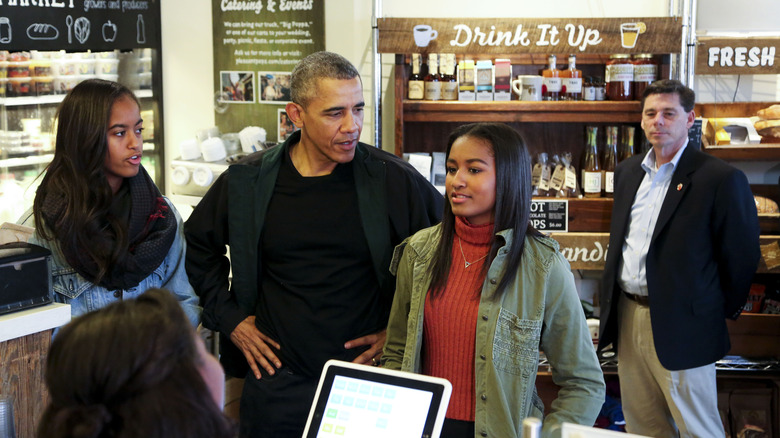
619,125,636,162
408,53,424,100
602,126,618,198
423,53,441,101
542,54,561,101
561,54,583,101
582,126,601,198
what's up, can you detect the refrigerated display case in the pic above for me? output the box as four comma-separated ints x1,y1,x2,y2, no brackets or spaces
0,4,164,224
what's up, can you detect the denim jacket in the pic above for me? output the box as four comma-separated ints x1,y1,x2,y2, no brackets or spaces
383,224,605,438
19,198,201,326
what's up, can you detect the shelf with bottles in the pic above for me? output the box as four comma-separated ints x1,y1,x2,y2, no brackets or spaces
393,52,667,157
396,52,669,102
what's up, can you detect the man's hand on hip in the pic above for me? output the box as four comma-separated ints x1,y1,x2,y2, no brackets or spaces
229,316,282,380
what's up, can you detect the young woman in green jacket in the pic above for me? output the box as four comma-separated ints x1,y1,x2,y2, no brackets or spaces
383,122,605,438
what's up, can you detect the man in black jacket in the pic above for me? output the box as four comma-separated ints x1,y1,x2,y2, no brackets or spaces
185,51,442,437
599,79,760,437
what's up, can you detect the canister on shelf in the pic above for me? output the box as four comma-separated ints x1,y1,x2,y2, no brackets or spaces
632,54,657,99
605,54,633,101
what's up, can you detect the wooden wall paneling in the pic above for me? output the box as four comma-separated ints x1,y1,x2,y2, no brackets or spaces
0,330,52,438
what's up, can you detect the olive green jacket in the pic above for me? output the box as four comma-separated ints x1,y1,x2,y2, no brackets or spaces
383,224,605,438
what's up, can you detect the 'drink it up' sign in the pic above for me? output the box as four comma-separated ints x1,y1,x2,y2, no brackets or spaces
696,37,780,75
377,17,682,55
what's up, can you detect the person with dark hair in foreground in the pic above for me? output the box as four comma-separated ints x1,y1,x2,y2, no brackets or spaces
38,288,234,438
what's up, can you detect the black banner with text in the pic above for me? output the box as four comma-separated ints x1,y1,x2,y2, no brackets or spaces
0,0,159,51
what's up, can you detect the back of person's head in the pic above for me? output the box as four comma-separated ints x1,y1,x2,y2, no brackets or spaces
290,51,360,107
38,288,235,438
641,79,696,113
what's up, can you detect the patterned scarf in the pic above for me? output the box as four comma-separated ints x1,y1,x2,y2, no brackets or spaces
41,166,176,290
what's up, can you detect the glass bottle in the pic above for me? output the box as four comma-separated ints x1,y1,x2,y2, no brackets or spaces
561,54,582,101
619,125,636,162
594,76,606,101
582,126,601,198
423,53,441,101
583,76,596,101
632,54,657,99
602,126,618,198
541,54,561,101
605,54,633,101
440,54,459,101
407,53,424,100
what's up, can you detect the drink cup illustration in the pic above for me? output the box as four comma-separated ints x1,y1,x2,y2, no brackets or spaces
413,24,438,47
620,22,646,49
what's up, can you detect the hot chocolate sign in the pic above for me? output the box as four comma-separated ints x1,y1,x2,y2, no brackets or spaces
378,17,681,55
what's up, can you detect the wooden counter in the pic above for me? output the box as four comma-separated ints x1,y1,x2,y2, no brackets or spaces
0,303,70,438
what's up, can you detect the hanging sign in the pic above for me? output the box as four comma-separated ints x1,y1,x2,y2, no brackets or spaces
0,0,160,51
696,37,780,75
377,17,681,55
549,232,610,271
211,0,324,136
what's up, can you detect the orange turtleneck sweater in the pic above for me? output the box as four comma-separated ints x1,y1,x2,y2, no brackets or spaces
423,216,493,421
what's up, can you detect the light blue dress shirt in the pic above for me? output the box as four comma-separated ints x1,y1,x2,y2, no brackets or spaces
618,141,688,296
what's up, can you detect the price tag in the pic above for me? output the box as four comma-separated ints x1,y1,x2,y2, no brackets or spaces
530,199,568,232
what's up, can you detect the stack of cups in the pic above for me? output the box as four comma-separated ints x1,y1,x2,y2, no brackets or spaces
239,126,267,153
200,137,227,162
178,138,200,160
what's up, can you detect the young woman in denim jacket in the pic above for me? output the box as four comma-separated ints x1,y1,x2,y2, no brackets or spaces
19,79,200,325
382,123,605,438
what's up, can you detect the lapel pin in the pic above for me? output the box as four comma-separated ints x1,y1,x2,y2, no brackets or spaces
677,183,683,191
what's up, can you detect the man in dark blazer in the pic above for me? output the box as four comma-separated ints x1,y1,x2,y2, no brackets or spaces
599,79,760,437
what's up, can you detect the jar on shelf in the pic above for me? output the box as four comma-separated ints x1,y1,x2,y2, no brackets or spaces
632,54,657,99
605,54,633,101
594,76,606,101
583,76,596,101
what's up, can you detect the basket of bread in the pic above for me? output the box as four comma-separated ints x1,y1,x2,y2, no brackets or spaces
754,104,780,142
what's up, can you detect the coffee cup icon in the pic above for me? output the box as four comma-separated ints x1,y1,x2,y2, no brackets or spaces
413,24,438,47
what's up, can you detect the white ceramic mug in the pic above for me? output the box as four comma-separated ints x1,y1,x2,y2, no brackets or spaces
511,75,543,101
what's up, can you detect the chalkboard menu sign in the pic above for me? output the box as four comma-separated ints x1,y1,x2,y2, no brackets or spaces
0,0,160,51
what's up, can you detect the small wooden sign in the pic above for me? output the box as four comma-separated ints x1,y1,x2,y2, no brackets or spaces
696,37,780,75
378,17,682,55
531,199,568,232
549,232,609,271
